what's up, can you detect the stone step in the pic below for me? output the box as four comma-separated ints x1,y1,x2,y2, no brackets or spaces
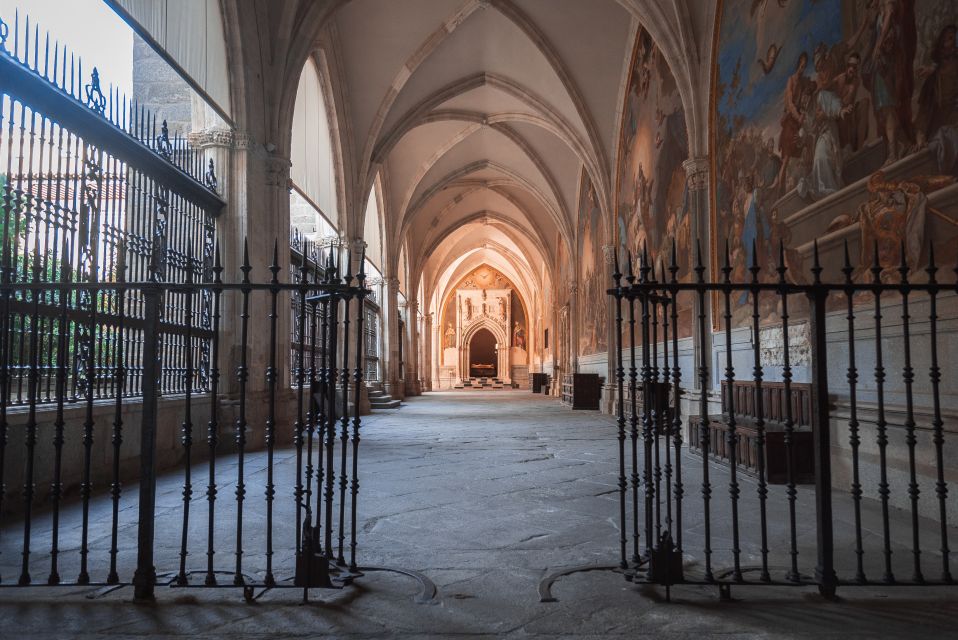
370,398,401,409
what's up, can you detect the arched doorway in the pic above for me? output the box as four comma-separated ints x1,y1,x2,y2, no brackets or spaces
469,328,498,378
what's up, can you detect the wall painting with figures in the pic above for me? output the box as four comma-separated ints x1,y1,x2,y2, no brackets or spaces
711,0,958,327
577,171,609,356
615,25,693,336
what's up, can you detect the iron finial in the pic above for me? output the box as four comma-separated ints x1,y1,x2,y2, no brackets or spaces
925,242,938,285
241,237,251,283
269,238,280,284
898,240,909,283
811,239,822,284
205,158,218,193
85,67,106,114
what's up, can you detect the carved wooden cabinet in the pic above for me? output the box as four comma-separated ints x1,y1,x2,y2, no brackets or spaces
687,380,814,484
560,373,601,410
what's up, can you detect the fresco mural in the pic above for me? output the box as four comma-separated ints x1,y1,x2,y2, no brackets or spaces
712,0,958,325
578,172,609,356
616,26,693,335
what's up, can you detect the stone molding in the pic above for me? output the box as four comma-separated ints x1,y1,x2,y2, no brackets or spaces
188,127,252,150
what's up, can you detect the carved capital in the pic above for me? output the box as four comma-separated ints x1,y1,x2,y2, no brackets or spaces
386,277,401,291
683,156,709,192
188,127,252,150
350,238,368,256
319,235,342,249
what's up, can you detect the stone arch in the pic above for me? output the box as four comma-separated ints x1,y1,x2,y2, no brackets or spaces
459,315,510,383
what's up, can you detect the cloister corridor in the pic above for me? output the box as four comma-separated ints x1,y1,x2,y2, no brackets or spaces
1,390,956,639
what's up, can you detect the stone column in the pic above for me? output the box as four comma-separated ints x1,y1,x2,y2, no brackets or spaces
187,127,249,397
405,300,421,396
384,277,403,399
568,280,579,373
348,238,370,413
423,312,434,391
682,156,712,414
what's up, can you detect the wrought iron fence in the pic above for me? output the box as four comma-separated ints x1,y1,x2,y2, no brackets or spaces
0,11,221,407
0,245,370,601
610,239,958,600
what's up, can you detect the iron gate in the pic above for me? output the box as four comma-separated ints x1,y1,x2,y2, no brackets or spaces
0,12,370,602
610,239,958,599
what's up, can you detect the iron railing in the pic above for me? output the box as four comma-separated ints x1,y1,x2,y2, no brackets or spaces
0,245,370,601
0,11,222,406
610,239,958,600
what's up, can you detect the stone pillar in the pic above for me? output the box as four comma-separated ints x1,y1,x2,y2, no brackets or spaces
348,238,370,413
568,280,579,373
384,277,403,399
683,156,712,413
188,128,294,443
405,300,421,396
188,127,250,397
423,312,434,391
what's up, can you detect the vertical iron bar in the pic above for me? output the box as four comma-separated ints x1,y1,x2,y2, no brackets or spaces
842,242,866,583
132,284,162,601
205,247,223,586
626,253,640,565
927,247,951,583
694,241,712,582
668,241,683,553
808,242,837,598
294,246,308,555
48,239,71,586
871,242,894,583
176,262,195,585
778,242,799,582
324,255,340,556
749,241,770,581
898,245,923,583
660,266,672,537
234,241,251,586
721,241,742,582
338,250,354,566
315,259,330,550
613,250,627,570
18,239,42,585
107,253,126,585
264,240,280,587
350,250,367,572
639,246,654,560
651,272,662,544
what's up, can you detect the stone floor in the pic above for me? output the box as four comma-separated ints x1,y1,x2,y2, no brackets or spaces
1,390,958,638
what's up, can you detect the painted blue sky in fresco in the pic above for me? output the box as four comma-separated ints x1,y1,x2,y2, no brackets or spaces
716,0,843,126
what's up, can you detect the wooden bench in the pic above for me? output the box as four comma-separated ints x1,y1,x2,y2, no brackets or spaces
687,380,814,484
